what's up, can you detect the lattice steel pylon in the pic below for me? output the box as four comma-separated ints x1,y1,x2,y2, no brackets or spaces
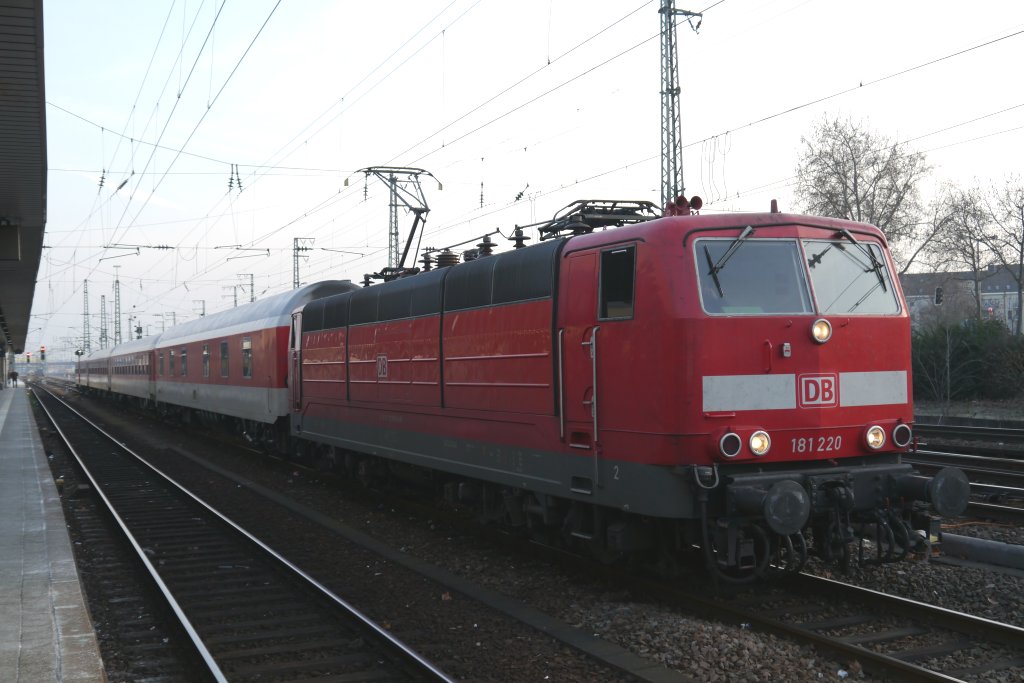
293,238,314,289
99,295,108,349
113,265,122,345
659,1,702,210
82,279,91,353
352,167,437,271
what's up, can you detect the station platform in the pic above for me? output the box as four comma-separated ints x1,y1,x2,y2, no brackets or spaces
0,385,106,682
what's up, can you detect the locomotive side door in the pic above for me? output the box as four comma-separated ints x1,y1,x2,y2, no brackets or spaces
289,311,302,410
560,251,600,455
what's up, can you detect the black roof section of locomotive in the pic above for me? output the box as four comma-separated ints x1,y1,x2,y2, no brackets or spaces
304,238,565,332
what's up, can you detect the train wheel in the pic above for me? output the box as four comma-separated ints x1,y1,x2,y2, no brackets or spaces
312,444,337,471
649,546,681,578
287,438,307,463
356,457,388,489
588,508,624,565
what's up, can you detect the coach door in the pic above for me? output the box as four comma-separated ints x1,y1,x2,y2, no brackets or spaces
560,251,601,460
289,312,302,410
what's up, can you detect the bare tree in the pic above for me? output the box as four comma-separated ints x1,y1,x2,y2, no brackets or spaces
926,184,997,320
982,176,1024,335
795,117,932,270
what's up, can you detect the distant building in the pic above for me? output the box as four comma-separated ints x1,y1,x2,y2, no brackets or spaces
900,265,1022,331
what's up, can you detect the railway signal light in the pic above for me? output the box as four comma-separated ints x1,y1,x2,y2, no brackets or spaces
25,351,31,363
40,345,46,361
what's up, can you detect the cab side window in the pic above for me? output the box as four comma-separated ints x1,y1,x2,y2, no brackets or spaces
599,245,636,319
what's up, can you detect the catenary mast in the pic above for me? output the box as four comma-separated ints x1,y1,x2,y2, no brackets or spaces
660,1,701,209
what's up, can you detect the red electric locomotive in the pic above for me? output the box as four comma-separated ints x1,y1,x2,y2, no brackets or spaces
290,199,968,580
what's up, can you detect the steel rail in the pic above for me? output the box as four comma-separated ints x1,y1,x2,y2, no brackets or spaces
33,385,455,683
965,500,1024,522
33,387,229,683
787,574,1024,649
906,452,1024,497
912,449,1024,469
915,423,1024,444
656,572,1024,683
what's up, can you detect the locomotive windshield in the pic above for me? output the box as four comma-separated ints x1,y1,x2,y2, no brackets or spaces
802,239,900,314
696,237,900,315
696,239,813,314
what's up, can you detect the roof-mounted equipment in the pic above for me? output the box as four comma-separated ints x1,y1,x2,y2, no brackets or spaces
534,199,660,241
664,194,703,216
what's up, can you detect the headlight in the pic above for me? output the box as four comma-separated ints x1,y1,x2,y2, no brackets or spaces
811,318,832,343
719,432,742,458
892,423,913,448
865,425,886,450
749,430,771,456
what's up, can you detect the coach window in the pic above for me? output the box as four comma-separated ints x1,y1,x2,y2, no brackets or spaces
169,349,176,375
158,351,164,376
220,341,229,378
242,337,253,379
599,245,636,319
202,344,210,377
180,347,188,376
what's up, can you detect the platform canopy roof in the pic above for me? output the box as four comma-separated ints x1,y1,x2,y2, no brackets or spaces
0,0,46,355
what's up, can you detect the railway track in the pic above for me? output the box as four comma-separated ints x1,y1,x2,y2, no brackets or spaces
695,573,1024,682
56,481,201,681
500,510,1024,681
42,383,1024,681
906,422,1024,523
907,451,1024,492
904,447,1024,523
915,423,1024,448
33,386,453,683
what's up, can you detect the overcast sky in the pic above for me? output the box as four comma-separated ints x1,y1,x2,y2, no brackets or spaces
33,0,1024,357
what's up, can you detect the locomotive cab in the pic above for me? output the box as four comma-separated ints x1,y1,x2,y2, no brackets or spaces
677,214,968,578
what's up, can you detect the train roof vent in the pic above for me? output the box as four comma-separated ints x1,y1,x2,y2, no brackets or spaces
535,199,659,241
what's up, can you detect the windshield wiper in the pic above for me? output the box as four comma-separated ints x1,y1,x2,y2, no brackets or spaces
839,228,887,293
703,244,724,297
708,225,755,279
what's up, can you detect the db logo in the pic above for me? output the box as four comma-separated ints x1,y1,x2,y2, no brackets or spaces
798,373,838,408
376,354,388,379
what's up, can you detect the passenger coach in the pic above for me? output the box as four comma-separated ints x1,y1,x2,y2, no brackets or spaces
151,281,358,436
